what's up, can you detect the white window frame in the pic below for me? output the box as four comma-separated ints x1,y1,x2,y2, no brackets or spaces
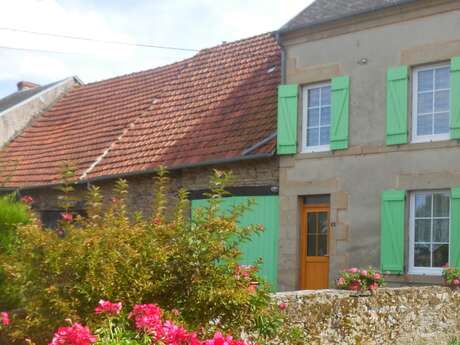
411,63,451,143
301,82,331,153
408,190,451,276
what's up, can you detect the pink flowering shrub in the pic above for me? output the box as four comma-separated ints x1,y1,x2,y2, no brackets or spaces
336,267,384,292
49,322,96,345
443,267,460,287
1,312,9,327
94,300,122,315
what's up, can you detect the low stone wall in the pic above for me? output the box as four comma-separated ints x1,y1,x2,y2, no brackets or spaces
272,287,460,345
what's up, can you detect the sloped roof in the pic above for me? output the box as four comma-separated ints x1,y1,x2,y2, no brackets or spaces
0,81,61,113
280,0,417,33
0,33,280,188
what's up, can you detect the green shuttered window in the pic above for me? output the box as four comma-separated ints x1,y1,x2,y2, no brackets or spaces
451,57,460,139
277,84,298,155
386,66,409,145
451,187,460,268
330,76,350,150
381,190,405,274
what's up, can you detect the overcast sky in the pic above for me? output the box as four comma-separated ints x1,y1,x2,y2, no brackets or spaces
0,0,313,98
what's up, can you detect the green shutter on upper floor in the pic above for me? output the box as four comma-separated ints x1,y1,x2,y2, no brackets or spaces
330,76,350,150
450,187,460,268
450,57,460,139
277,84,298,155
380,189,405,274
386,66,409,145
191,195,279,290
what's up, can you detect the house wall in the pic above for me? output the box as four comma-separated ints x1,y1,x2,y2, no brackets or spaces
278,0,460,291
0,78,78,147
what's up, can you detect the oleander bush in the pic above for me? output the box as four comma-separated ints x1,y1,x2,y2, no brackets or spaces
336,267,384,292
2,168,289,344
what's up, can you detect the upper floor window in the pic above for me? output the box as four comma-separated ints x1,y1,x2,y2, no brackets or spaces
412,64,451,143
409,190,450,275
302,83,331,152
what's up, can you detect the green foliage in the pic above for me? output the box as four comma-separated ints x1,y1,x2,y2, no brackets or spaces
449,337,460,345
0,193,30,309
443,267,460,287
3,168,282,344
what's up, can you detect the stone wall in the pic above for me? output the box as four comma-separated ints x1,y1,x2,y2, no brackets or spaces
272,287,460,345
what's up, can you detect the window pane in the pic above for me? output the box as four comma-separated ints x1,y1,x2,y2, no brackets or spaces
433,219,449,243
434,112,449,134
434,90,449,112
308,108,319,127
418,70,433,91
321,86,331,105
307,213,316,256
433,193,450,217
308,88,320,107
318,235,328,256
435,67,450,89
415,193,432,217
415,219,431,242
418,92,433,114
432,244,449,267
307,235,316,256
320,106,331,126
319,127,330,145
417,114,432,136
414,244,431,267
307,128,319,146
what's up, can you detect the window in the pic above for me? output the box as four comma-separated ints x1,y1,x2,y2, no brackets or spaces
302,83,331,152
409,191,450,275
412,64,451,143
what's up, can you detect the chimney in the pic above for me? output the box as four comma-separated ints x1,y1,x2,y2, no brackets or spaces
17,81,40,91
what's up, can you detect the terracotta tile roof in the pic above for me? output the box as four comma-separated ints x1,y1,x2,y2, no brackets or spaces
0,33,280,188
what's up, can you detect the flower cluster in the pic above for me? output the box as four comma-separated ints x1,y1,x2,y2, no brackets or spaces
49,322,96,345
21,195,34,205
235,265,259,293
95,300,122,315
336,267,384,292
61,212,73,222
443,267,460,287
1,312,9,327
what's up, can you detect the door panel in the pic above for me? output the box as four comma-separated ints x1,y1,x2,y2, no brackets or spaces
300,206,330,290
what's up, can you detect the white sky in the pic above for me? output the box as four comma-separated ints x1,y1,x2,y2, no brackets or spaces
0,0,313,97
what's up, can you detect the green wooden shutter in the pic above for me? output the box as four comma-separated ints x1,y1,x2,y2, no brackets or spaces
192,196,279,290
330,76,349,150
386,66,409,145
450,187,460,267
380,190,405,274
277,84,298,155
451,57,460,139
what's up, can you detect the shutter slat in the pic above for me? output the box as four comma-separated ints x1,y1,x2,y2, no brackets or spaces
450,187,460,267
380,189,405,274
277,84,298,155
450,57,460,139
330,76,349,150
386,66,408,145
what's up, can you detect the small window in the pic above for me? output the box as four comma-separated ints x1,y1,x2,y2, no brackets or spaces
409,191,450,275
302,83,331,152
412,64,451,143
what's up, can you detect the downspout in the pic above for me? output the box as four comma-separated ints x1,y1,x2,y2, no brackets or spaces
275,31,286,84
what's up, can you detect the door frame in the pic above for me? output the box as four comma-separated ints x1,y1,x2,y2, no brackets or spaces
299,204,331,289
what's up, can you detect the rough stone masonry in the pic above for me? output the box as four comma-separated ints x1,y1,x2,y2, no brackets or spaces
271,286,460,345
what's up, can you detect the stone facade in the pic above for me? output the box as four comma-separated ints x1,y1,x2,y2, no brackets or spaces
271,286,460,345
278,0,460,290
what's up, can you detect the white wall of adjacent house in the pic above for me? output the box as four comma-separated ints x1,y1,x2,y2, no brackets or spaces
0,77,79,147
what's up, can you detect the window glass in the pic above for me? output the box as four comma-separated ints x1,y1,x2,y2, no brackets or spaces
303,83,331,151
413,65,450,141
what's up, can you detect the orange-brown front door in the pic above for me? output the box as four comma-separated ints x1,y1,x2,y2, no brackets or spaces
300,205,330,290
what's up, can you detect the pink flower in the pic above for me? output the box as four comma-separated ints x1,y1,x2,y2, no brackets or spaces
1,312,9,326
349,280,361,291
369,282,379,291
373,273,382,280
62,212,73,222
453,278,460,286
21,195,34,205
153,217,161,225
49,322,96,345
337,277,346,287
95,300,122,315
348,267,359,274
129,304,162,332
278,303,287,311
360,269,368,276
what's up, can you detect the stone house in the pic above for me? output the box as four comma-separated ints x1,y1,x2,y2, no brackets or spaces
276,0,460,290
0,77,81,147
0,34,281,289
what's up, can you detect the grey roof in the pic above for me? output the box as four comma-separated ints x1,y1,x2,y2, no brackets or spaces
280,0,418,33
0,80,61,113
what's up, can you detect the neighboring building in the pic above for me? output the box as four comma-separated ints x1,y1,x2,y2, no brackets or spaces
276,0,460,290
0,77,81,147
0,34,281,289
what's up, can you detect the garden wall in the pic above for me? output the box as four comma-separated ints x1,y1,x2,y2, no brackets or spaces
272,286,460,345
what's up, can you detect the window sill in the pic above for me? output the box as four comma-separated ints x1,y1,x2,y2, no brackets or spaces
301,145,330,153
411,135,450,144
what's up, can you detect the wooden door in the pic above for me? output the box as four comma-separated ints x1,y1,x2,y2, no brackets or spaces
300,205,330,290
